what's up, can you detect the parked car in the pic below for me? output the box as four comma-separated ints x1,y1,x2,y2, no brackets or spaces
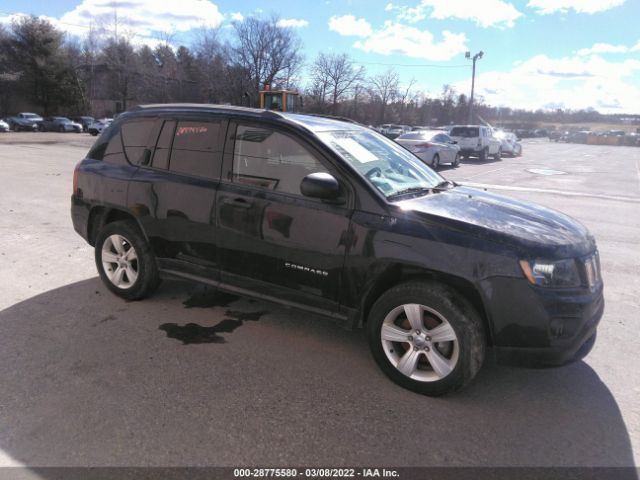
384,124,406,139
38,116,82,133
88,118,113,136
72,116,95,133
6,112,41,131
0,119,9,132
71,105,604,396
395,130,461,168
494,130,522,157
448,125,502,161
411,125,432,131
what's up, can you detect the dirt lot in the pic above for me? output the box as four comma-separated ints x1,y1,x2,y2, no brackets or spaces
0,132,639,469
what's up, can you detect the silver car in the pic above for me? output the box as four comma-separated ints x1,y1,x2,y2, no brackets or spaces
495,130,522,157
395,130,461,168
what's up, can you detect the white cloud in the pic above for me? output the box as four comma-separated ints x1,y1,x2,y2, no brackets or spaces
2,0,224,45
353,21,467,61
452,54,640,113
387,0,522,28
230,12,244,22
577,39,640,56
328,15,372,37
527,0,626,14
276,18,309,28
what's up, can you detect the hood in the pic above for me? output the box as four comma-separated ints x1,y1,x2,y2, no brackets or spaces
395,186,595,258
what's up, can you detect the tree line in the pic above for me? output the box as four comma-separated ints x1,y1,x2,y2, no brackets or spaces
0,14,629,127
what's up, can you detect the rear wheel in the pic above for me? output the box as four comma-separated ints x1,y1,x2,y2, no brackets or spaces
478,148,488,161
367,281,485,396
95,220,160,300
58,125,65,133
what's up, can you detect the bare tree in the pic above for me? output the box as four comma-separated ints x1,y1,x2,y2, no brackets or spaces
232,15,303,101
369,69,399,124
310,53,365,114
398,78,417,124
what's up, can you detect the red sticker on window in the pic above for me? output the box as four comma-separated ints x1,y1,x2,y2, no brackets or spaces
176,126,208,136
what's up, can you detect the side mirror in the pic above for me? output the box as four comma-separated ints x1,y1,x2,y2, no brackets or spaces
449,140,458,144
300,172,340,200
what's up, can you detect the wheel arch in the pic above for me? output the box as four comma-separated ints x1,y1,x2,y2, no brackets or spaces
359,264,494,345
87,206,146,246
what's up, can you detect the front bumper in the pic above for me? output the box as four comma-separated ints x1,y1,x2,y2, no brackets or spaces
483,276,604,367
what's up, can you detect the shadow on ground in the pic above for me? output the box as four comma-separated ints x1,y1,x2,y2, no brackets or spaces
0,278,635,473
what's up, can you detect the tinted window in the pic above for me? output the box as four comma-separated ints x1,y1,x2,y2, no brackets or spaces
434,134,450,142
102,127,127,165
163,120,221,178
121,119,156,164
450,127,479,137
151,120,176,170
169,120,222,178
232,125,327,195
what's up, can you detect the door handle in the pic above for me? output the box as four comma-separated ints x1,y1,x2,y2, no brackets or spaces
222,197,253,209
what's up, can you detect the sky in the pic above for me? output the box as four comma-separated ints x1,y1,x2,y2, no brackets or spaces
1,0,639,113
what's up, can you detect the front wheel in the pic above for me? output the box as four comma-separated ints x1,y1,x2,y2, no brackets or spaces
367,282,485,396
478,148,488,161
95,220,160,300
452,153,460,168
493,148,502,161
432,154,440,169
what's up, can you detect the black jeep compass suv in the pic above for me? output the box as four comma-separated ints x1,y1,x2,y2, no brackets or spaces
71,104,604,396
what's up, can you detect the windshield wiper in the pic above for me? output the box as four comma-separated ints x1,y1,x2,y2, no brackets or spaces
433,180,457,190
387,186,433,200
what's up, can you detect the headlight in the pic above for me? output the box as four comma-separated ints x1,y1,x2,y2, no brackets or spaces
519,258,580,287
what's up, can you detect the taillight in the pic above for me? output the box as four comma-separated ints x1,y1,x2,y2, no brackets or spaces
73,161,81,195
414,142,434,150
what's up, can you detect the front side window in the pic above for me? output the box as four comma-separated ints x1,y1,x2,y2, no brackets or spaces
232,125,328,195
316,128,442,200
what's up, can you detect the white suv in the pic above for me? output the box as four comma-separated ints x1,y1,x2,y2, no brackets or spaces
449,125,502,161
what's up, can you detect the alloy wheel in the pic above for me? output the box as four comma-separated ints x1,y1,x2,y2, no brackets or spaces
380,303,459,382
101,234,139,289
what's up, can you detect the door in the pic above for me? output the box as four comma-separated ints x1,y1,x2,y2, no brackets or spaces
127,115,226,279
434,133,454,163
216,122,354,312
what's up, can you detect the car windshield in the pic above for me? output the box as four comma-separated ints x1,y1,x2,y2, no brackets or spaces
316,129,443,200
23,114,39,119
450,127,479,137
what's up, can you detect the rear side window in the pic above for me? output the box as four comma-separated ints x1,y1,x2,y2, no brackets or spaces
151,120,176,170
232,125,327,195
121,119,156,164
169,120,222,178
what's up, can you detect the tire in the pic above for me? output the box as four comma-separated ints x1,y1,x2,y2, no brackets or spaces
517,146,523,157
493,148,502,161
432,154,440,169
452,153,460,168
94,220,160,300
478,148,488,161
367,281,485,396
58,125,65,133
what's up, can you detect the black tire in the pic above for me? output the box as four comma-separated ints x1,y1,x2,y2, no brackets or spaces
478,148,488,161
367,281,485,396
432,154,440,169
58,125,65,133
493,148,502,161
94,220,160,300
452,153,460,168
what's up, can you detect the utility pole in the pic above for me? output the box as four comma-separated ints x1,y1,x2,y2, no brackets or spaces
465,50,483,124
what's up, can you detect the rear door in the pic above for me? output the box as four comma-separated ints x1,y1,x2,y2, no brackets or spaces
127,114,226,280
216,121,354,313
